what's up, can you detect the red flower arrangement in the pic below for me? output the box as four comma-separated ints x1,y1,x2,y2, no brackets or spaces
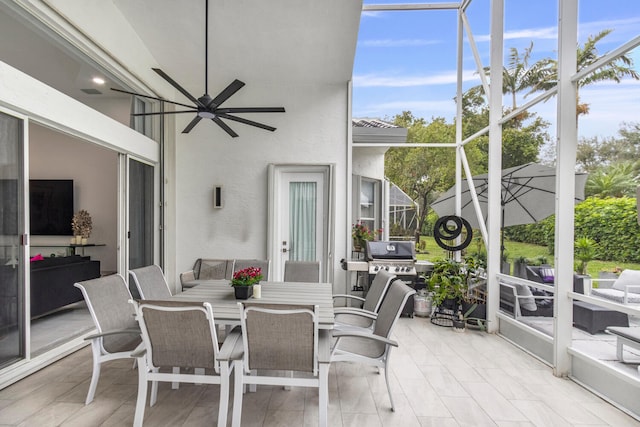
231,266,263,287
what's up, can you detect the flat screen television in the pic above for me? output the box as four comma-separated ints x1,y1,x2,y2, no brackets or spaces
30,179,74,236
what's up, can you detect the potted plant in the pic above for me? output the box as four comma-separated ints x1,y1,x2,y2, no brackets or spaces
351,221,380,252
513,256,529,279
575,236,597,276
71,210,92,244
429,257,478,311
230,266,263,299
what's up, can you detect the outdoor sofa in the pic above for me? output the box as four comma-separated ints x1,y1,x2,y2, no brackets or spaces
590,269,640,304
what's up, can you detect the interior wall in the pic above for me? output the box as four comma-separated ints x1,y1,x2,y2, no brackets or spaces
29,124,118,272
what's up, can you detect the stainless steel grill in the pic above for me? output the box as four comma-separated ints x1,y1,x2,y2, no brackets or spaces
365,241,417,279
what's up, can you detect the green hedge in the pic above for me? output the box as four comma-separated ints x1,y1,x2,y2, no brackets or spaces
504,197,640,262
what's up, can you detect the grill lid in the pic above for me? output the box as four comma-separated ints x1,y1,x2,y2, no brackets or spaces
366,241,415,261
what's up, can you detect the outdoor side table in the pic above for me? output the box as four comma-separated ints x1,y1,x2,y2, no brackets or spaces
573,301,629,335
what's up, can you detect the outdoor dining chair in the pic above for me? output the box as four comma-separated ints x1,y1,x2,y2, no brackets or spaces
129,264,172,300
74,274,141,405
283,260,320,282
331,280,416,411
231,302,330,427
130,299,243,427
332,269,396,329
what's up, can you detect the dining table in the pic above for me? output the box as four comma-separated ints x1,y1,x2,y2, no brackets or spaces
171,279,335,427
172,279,335,328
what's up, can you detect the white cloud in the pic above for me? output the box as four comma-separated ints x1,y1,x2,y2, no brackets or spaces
353,70,479,87
475,26,557,43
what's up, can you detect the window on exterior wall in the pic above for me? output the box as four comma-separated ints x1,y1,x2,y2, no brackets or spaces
359,177,380,235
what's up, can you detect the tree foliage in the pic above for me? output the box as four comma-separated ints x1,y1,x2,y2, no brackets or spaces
506,197,640,263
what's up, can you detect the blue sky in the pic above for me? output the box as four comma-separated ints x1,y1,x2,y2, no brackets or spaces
353,0,640,140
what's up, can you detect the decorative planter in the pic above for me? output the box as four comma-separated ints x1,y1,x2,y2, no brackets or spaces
233,285,253,300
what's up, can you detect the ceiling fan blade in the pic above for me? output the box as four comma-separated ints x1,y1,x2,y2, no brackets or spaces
132,110,197,116
215,107,286,114
153,68,205,108
218,113,276,132
110,88,196,109
212,117,239,138
182,116,203,134
208,79,245,108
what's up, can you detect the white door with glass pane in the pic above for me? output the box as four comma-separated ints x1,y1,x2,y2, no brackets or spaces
268,165,331,282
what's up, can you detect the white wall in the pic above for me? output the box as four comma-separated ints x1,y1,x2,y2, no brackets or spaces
175,82,350,291
29,124,118,272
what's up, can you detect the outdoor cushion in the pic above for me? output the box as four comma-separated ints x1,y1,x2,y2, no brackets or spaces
539,267,554,283
612,269,640,292
515,284,538,311
591,288,640,304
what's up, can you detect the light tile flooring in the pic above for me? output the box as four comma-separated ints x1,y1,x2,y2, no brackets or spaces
1,316,639,427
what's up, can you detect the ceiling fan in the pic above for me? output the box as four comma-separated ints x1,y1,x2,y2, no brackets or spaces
111,0,284,138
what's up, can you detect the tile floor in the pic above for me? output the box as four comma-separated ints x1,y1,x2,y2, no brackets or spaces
1,316,639,426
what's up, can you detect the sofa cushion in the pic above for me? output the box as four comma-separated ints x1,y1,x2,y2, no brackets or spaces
591,288,640,304
612,269,640,293
539,267,554,283
517,284,538,311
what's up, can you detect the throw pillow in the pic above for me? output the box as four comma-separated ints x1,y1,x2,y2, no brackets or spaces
515,283,538,311
612,269,640,293
539,267,554,283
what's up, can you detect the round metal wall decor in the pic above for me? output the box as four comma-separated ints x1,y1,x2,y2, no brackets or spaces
433,215,473,251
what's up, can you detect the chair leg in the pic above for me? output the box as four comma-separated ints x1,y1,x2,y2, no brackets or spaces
150,368,160,406
85,340,102,405
172,367,180,389
218,362,231,427
133,357,148,427
231,360,244,427
319,363,329,427
384,359,395,412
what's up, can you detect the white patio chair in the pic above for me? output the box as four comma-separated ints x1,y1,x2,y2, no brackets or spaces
283,260,320,282
129,264,172,300
74,274,141,405
130,299,243,427
332,269,396,329
231,302,330,427
331,280,416,411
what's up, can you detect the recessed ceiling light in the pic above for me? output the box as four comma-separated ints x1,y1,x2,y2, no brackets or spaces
92,77,106,85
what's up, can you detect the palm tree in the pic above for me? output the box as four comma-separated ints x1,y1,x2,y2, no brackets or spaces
529,29,640,116
585,162,639,198
464,29,639,118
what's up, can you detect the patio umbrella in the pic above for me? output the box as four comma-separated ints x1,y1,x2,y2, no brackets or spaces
431,162,588,251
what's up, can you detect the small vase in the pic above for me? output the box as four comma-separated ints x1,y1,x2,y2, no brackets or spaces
233,285,253,300
75,235,82,245
81,238,88,245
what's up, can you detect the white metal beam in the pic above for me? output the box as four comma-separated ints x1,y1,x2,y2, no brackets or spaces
363,3,461,11
486,0,504,334
553,0,579,377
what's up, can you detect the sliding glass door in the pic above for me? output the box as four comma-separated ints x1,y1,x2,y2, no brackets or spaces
128,158,154,270
0,111,26,367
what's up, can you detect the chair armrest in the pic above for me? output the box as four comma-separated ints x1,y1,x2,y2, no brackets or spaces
131,347,147,358
332,329,398,347
332,294,365,303
180,270,196,284
623,284,640,304
333,307,378,320
218,327,244,362
84,327,140,341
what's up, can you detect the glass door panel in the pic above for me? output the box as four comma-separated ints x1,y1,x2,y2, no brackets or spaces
128,158,154,270
0,111,25,367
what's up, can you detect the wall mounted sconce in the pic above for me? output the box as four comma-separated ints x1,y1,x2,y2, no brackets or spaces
213,185,223,208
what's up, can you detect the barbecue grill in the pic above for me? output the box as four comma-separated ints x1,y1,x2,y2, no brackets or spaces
365,241,417,278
